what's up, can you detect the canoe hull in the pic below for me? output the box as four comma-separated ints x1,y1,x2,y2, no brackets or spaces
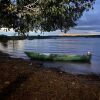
25,52,91,63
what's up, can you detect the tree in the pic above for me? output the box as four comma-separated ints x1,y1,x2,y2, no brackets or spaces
0,0,95,35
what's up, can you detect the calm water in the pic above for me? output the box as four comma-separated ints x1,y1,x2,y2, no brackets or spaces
0,37,100,75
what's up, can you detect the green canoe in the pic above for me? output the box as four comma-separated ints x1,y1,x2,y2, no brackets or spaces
25,52,91,62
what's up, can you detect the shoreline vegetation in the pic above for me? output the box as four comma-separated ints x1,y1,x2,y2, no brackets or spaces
0,34,100,41
0,51,100,100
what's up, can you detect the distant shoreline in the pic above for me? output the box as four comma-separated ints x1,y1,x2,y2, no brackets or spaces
0,34,100,40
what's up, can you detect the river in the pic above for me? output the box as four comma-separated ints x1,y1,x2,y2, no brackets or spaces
0,37,100,75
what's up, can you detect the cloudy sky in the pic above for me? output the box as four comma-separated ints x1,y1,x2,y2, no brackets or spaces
0,0,100,35
68,0,100,34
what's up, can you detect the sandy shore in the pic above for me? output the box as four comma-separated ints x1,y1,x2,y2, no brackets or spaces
0,51,100,100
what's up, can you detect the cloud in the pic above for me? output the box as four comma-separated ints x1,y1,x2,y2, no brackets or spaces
70,0,100,34
74,25,100,31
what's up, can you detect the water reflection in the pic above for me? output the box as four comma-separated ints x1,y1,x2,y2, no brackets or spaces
43,62,92,74
0,39,8,47
0,40,26,58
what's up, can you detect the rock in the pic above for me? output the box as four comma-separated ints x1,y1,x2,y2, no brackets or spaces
14,66,18,69
59,71,63,74
29,63,32,66
72,82,75,85
21,84,24,87
4,81,10,85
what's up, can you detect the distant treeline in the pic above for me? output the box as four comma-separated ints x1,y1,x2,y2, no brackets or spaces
0,35,100,41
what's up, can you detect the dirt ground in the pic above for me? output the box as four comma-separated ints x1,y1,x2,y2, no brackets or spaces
0,51,100,100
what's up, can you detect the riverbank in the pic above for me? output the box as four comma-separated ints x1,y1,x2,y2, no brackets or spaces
0,51,100,100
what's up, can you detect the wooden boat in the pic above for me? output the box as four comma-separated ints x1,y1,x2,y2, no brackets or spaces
25,52,91,63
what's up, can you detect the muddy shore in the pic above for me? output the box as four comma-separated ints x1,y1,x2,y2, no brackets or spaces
0,51,100,100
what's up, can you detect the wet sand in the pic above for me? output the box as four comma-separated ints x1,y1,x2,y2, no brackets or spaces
0,51,100,100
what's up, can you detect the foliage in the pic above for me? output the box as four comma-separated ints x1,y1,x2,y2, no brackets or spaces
0,0,95,35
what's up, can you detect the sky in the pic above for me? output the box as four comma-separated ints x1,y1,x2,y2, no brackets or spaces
0,0,100,36
67,0,100,35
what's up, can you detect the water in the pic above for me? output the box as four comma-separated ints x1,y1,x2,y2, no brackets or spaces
0,37,100,75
